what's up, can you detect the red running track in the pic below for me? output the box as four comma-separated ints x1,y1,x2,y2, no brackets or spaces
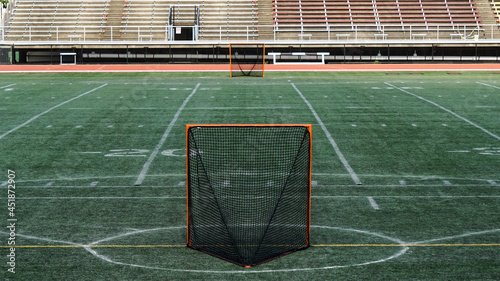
1,63,500,73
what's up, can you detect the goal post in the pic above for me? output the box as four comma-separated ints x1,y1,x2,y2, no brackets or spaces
229,43,265,78
186,124,311,267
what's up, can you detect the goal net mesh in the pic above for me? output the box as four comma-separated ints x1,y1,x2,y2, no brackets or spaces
187,125,311,267
229,43,265,77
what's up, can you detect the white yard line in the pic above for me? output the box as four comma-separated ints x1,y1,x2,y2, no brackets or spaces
0,83,16,89
291,83,362,185
410,229,500,245
367,196,380,210
476,81,500,90
385,82,500,142
0,83,108,140
134,83,201,186
185,106,292,110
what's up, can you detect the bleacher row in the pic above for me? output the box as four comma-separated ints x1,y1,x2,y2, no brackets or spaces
4,0,259,41
1,0,488,41
273,0,481,28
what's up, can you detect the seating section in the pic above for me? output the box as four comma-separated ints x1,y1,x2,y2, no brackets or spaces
274,0,481,30
4,0,259,41
120,0,258,40
5,0,109,41
3,0,486,41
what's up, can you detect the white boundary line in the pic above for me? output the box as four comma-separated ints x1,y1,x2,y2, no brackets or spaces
0,83,108,140
291,82,362,185
134,83,201,186
384,82,500,142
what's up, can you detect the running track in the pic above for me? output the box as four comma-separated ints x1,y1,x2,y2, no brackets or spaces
1,63,500,73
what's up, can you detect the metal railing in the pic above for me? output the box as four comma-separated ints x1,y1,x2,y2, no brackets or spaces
0,24,498,42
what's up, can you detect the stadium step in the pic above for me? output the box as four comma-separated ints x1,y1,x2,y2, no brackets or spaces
258,0,274,40
101,0,125,40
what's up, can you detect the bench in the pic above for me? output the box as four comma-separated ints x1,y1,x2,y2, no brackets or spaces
268,52,330,64
336,34,350,40
139,34,153,41
68,35,82,41
374,33,388,40
450,33,464,40
298,33,312,40
411,33,426,40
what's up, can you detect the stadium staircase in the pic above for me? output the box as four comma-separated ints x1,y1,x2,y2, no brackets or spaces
100,0,124,40
258,0,275,40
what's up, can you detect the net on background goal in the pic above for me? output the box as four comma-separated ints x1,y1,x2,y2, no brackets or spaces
229,43,265,77
186,124,311,267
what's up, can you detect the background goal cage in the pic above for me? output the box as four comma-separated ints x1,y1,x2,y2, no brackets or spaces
186,124,311,267
229,43,265,78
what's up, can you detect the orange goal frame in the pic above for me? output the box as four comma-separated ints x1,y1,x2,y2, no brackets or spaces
186,124,312,253
229,43,266,78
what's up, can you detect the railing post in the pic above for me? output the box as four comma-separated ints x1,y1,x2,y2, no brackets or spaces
111,26,113,42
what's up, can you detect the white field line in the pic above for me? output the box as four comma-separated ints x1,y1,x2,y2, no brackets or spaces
7,195,500,199
409,229,500,245
134,83,201,186
0,83,16,89
291,82,362,185
7,173,498,183
7,183,499,189
2,225,498,274
0,83,108,140
185,106,293,110
385,82,500,142
0,231,80,246
476,81,500,90
85,225,409,274
367,196,380,210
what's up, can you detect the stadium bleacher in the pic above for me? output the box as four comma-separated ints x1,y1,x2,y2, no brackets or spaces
1,0,492,42
3,0,260,41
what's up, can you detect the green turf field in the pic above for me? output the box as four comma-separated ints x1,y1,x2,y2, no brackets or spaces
0,71,499,280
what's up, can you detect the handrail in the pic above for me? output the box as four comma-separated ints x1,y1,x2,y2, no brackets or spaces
0,24,498,43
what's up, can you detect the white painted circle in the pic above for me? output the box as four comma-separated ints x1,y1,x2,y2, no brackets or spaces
85,225,409,274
